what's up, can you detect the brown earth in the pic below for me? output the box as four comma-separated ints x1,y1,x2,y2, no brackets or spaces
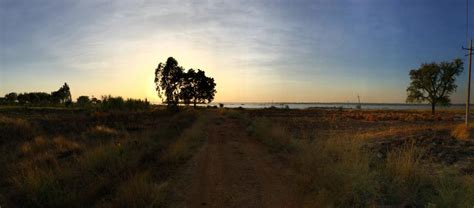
182,115,301,208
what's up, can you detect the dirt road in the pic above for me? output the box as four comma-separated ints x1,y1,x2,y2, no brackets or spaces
185,116,301,208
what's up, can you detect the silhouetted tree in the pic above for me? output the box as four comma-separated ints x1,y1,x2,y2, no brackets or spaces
155,57,184,111
179,69,197,106
193,69,216,107
52,83,72,106
91,96,101,105
17,92,51,105
4,92,18,103
406,59,463,115
178,69,216,107
76,96,90,107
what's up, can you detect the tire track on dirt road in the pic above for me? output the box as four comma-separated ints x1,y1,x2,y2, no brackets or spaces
186,116,301,208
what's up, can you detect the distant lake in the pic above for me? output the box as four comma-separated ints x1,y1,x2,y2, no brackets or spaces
204,103,471,110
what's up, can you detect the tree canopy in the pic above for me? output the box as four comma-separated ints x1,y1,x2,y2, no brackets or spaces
406,58,463,115
155,57,184,110
155,57,216,110
179,69,216,107
51,83,72,105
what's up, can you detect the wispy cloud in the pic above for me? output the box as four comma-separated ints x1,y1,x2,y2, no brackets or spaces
1,0,472,102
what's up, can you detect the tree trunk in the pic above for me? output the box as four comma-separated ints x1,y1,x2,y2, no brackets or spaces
193,99,197,108
431,102,435,115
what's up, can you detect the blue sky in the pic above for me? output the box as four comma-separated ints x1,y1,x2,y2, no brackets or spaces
1,0,473,103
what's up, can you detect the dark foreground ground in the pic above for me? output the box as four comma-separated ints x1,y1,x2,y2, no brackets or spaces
0,107,473,207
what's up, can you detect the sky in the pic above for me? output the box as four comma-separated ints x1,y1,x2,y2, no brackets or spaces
1,0,473,103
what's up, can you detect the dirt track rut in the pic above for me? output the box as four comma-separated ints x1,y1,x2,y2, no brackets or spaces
186,116,301,208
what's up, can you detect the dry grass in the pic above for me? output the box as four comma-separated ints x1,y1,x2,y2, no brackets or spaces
1,108,205,207
248,118,297,153
0,115,35,144
451,124,473,141
161,115,208,163
240,110,474,207
297,136,379,207
111,172,168,208
382,141,434,206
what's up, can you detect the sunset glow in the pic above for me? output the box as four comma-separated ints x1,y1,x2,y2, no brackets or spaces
1,0,473,103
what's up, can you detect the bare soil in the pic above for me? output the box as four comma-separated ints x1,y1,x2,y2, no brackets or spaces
180,115,301,208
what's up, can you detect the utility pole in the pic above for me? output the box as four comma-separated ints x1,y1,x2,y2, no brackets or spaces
464,39,473,126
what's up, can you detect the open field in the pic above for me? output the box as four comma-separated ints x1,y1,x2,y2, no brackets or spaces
0,107,473,207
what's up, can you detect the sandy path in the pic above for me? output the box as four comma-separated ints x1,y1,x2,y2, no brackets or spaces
186,116,301,208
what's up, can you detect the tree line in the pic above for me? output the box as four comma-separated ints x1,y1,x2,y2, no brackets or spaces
0,83,150,111
0,83,72,106
0,55,464,115
0,56,217,112
155,57,216,110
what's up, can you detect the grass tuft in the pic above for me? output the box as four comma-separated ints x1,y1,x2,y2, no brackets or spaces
112,172,168,208
297,136,379,207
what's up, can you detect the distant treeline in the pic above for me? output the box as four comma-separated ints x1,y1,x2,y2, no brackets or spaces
0,83,150,111
76,95,150,111
0,83,72,106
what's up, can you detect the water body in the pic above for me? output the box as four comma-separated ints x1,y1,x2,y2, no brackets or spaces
205,103,470,110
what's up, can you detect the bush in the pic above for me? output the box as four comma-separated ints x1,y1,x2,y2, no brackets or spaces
76,96,91,107
100,95,125,111
97,95,150,111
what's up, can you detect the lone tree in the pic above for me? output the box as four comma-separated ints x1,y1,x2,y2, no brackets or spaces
51,83,72,105
179,69,216,107
155,57,217,109
406,59,463,115
155,57,184,110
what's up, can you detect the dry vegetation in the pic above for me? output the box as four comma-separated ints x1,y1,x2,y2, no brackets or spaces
0,107,208,207
241,108,474,207
1,107,473,207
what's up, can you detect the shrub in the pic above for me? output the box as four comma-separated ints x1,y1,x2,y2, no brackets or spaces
100,95,125,111
97,96,150,111
76,96,91,107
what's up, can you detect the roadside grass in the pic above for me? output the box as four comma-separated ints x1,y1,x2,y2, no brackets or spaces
297,136,379,207
110,172,169,208
243,115,474,207
381,142,434,206
247,117,297,153
161,114,208,163
1,109,208,207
